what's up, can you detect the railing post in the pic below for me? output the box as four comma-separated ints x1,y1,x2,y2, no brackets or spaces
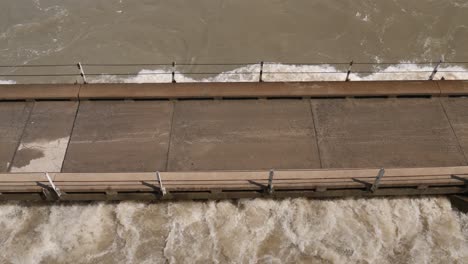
77,62,87,84
156,171,167,196
267,169,274,193
429,59,443,80
370,168,385,193
451,174,468,186
259,61,264,82
44,172,62,198
172,62,176,83
345,61,353,82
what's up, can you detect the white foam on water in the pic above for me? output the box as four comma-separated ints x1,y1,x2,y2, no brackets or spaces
0,80,16,84
88,63,468,84
0,203,117,263
91,64,263,83
0,197,466,263
114,202,146,263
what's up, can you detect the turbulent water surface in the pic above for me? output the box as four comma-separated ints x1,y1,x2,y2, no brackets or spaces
1,0,468,84
0,197,467,263
1,0,468,65
1,0,468,263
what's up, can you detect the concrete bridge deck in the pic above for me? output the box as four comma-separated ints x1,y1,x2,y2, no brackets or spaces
0,81,467,202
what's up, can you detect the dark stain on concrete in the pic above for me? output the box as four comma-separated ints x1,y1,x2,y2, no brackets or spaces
12,148,44,168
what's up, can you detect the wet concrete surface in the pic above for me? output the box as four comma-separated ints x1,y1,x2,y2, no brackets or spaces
1,97,468,172
167,99,321,171
10,101,78,172
439,97,468,162
311,98,467,168
0,102,32,172
61,101,173,172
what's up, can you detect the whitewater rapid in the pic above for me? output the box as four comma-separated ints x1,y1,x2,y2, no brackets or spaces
90,63,468,84
0,197,466,263
2,62,468,85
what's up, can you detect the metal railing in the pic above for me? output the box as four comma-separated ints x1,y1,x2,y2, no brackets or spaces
1,60,468,83
1,167,467,201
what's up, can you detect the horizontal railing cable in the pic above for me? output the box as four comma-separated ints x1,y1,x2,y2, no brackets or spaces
1,61,468,68
82,63,173,67
0,64,76,68
3,71,468,77
0,61,468,82
0,74,81,77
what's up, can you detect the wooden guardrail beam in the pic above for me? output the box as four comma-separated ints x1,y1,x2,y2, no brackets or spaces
2,80,463,101
78,81,442,100
0,167,467,201
0,84,80,101
437,80,468,96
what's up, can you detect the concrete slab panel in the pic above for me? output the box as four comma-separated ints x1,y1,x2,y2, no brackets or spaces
440,98,468,161
62,101,173,172
0,102,32,172
11,101,78,172
168,99,320,171
311,98,466,168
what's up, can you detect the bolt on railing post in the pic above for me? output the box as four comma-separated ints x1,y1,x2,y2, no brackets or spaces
156,171,167,196
370,168,385,193
345,61,353,82
77,62,87,84
44,172,62,198
429,59,443,80
259,61,264,82
267,169,274,193
172,62,177,83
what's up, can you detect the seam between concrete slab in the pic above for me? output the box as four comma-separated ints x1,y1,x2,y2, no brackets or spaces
8,102,34,172
60,101,81,172
165,101,177,172
438,98,468,165
308,100,323,169
77,84,82,100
